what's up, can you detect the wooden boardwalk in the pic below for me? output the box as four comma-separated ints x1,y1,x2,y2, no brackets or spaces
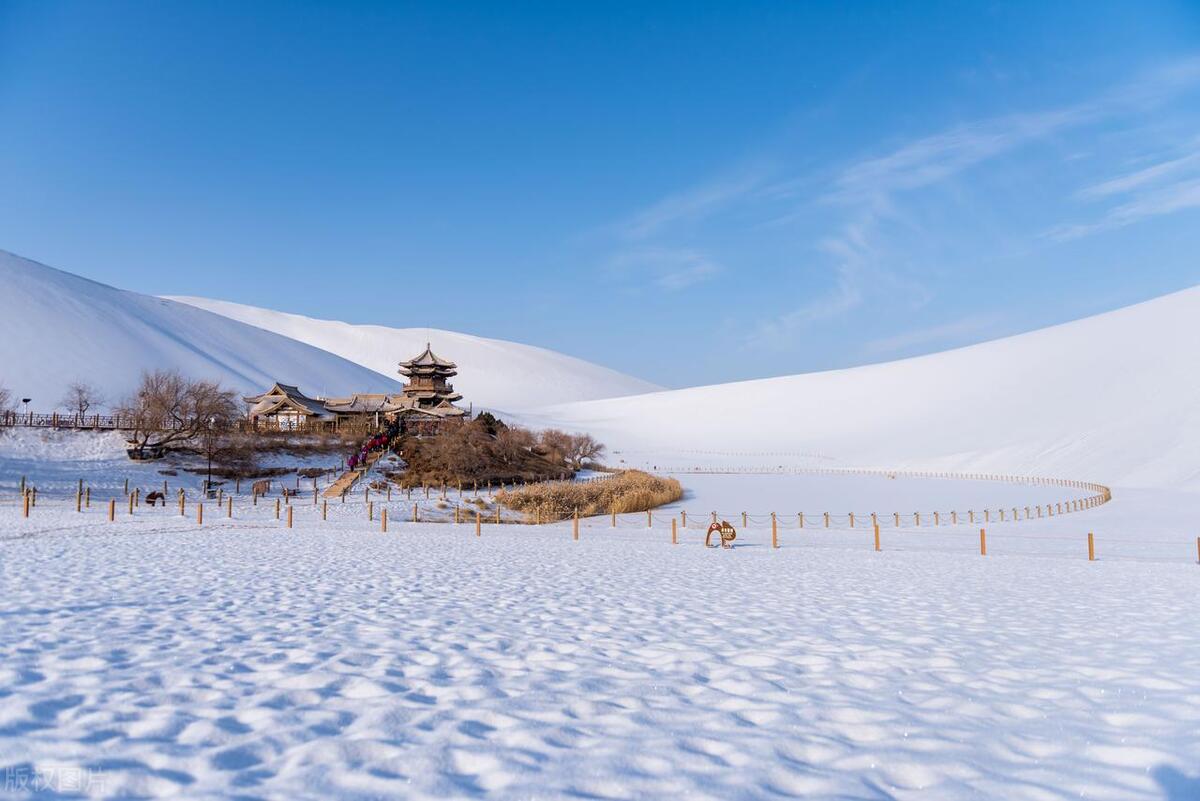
322,452,383,498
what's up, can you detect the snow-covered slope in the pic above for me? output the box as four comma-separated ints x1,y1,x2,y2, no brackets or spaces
0,250,402,407
531,287,1200,490
168,296,661,410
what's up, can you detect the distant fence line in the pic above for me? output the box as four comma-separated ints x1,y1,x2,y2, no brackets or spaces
5,482,1189,567
0,410,381,435
653,466,1112,529
0,411,167,431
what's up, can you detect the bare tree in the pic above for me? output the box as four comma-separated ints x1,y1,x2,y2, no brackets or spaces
493,425,535,466
537,429,574,465
563,433,605,470
60,381,104,419
537,429,605,470
115,369,239,454
0,382,11,413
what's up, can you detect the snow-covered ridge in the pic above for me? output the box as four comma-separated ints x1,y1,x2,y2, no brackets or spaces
167,296,662,411
531,286,1200,490
0,250,402,407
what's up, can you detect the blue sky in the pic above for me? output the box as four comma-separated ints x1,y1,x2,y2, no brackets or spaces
2,1,1199,388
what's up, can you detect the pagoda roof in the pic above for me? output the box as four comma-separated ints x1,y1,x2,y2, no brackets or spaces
399,343,456,370
323,394,407,414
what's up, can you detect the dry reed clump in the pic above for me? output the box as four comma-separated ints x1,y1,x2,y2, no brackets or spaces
495,470,682,523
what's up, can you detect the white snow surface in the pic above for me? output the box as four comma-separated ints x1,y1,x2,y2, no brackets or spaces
0,250,402,407
1,482,1198,800
528,285,1200,491
167,296,662,410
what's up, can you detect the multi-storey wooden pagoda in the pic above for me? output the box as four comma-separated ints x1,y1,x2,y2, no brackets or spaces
398,343,464,410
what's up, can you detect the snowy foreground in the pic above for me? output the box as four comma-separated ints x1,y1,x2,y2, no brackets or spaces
2,482,1199,801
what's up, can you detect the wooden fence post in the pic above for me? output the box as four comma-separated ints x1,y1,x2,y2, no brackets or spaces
671,518,677,545
75,490,81,513
951,511,957,525
368,501,374,521
381,507,388,532
85,487,90,508
475,511,481,537
646,510,651,528
682,511,687,527
874,523,881,552
287,505,293,528
1088,532,1095,561
573,509,579,541
611,509,616,527
197,502,203,526
322,500,328,521
798,512,804,529
23,491,30,518
108,499,115,522
980,528,987,556
933,511,939,526
824,512,830,528
227,497,233,518
275,499,281,520
849,512,855,528
412,503,418,523
771,512,778,549
128,493,134,516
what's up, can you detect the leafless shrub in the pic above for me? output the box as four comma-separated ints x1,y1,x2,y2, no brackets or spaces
0,383,12,413
496,470,682,523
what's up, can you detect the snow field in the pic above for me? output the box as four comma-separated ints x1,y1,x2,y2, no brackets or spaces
1,506,1198,800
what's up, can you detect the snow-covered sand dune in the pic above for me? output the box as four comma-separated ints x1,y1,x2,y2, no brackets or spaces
1,507,1197,800
0,251,402,406
168,296,662,410
532,286,1200,491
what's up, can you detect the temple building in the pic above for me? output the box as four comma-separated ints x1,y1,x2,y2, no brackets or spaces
243,343,468,433
243,383,335,430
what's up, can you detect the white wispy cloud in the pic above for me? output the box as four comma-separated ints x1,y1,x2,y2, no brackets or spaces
751,57,1200,344
617,168,768,241
601,56,1200,322
1078,147,1200,200
1049,139,1200,240
606,247,722,292
863,314,1004,356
